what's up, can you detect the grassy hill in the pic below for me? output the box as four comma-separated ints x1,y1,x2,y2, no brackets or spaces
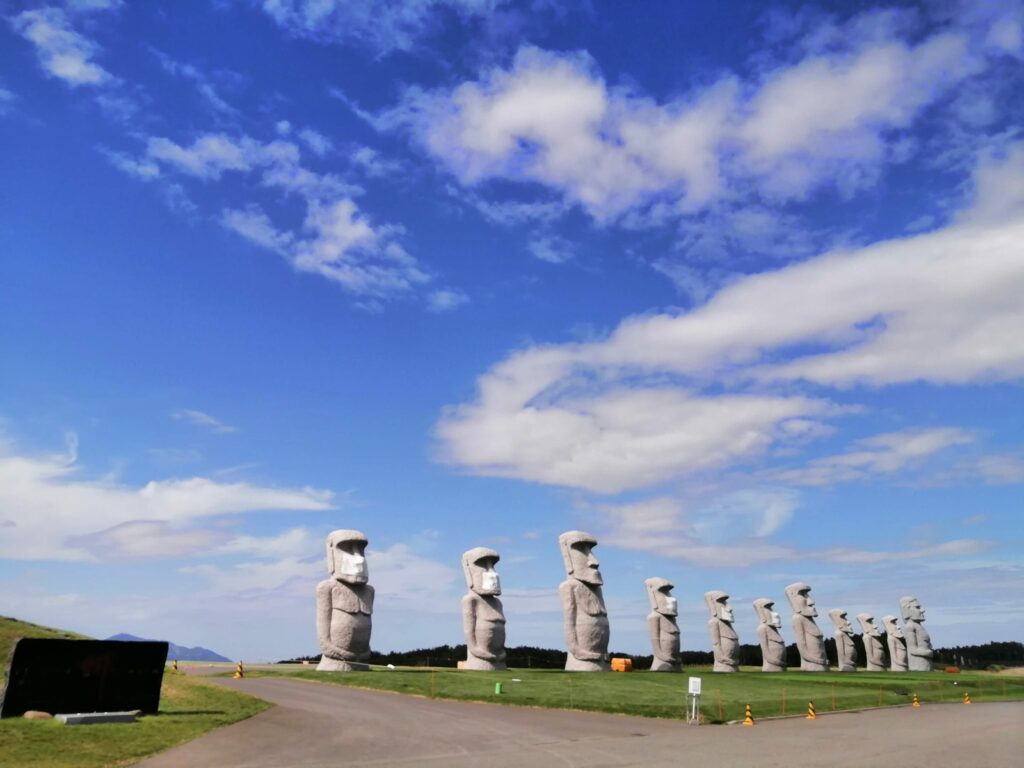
0,616,270,768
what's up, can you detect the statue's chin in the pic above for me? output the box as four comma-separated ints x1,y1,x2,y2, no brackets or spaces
339,575,368,585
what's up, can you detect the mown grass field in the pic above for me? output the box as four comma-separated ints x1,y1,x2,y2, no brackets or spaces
0,617,270,768
239,664,1024,723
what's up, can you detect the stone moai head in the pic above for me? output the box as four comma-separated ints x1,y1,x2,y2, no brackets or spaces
882,615,903,638
754,598,782,627
559,530,603,586
645,577,677,616
857,613,881,636
785,582,818,617
829,609,853,634
705,591,733,623
462,546,501,596
325,529,369,585
900,596,925,622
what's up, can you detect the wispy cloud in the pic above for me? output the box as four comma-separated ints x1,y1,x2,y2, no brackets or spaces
426,288,469,312
173,409,238,434
0,435,334,561
436,145,1024,493
11,7,114,88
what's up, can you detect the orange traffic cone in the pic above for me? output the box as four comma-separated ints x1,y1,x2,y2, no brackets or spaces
742,704,755,726
806,701,817,720
233,662,245,679
963,692,972,705
912,693,921,708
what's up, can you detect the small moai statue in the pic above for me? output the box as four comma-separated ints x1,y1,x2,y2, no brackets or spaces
558,531,610,671
705,591,739,672
785,582,828,671
900,596,934,672
645,578,681,672
857,613,888,671
461,547,507,670
316,529,373,672
829,609,858,672
753,598,787,672
882,615,909,672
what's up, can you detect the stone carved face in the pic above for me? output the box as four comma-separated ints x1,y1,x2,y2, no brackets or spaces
753,598,780,626
900,596,925,622
559,531,602,585
829,609,853,634
325,529,369,584
882,615,903,638
463,547,501,596
785,582,818,617
645,578,677,616
858,613,881,636
705,591,733,622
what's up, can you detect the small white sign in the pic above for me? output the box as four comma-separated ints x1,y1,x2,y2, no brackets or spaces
688,676,702,695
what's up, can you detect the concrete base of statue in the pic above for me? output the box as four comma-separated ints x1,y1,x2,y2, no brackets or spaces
316,656,370,672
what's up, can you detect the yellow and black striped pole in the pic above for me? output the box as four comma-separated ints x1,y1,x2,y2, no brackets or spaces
806,701,817,720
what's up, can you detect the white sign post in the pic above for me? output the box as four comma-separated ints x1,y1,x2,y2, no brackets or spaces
686,677,702,725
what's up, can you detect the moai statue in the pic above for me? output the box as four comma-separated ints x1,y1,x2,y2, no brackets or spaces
753,598,786,672
882,615,909,672
829,609,858,672
558,531,610,671
705,591,739,672
316,529,373,671
900,596,934,672
645,578,681,672
857,613,888,671
785,582,828,671
461,547,507,670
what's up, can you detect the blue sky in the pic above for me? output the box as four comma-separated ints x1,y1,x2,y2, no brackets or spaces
1,0,1023,662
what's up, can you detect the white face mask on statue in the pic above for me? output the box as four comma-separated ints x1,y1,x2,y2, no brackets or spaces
769,611,782,628
663,596,678,615
719,605,734,622
480,571,501,594
339,551,368,580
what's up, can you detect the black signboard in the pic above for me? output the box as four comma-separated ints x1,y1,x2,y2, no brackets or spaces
0,638,168,718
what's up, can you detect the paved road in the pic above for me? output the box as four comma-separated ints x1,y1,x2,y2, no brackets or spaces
137,677,1023,768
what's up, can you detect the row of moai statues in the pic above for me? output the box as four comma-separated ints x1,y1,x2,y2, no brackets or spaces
314,529,933,673
709,584,934,673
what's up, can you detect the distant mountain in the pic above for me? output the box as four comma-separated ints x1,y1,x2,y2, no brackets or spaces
107,633,231,662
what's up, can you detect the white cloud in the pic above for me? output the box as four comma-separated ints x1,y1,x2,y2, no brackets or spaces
390,9,1006,221
299,128,332,156
151,49,236,114
772,428,975,487
436,145,1024,493
101,149,160,180
172,409,238,434
259,0,508,54
12,7,113,87
597,495,987,568
973,453,1024,485
350,145,404,177
147,134,252,180
0,436,334,561
221,207,293,252
426,288,469,312
527,236,574,264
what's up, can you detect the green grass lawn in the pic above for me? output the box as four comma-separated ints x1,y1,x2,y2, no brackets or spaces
0,617,271,768
239,664,1024,723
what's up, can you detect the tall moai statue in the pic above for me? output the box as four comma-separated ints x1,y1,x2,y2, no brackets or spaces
857,613,888,671
460,547,507,670
645,578,681,672
785,582,828,671
829,609,858,672
753,598,786,672
558,531,610,671
882,615,909,672
705,591,739,672
900,596,933,671
316,529,373,672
